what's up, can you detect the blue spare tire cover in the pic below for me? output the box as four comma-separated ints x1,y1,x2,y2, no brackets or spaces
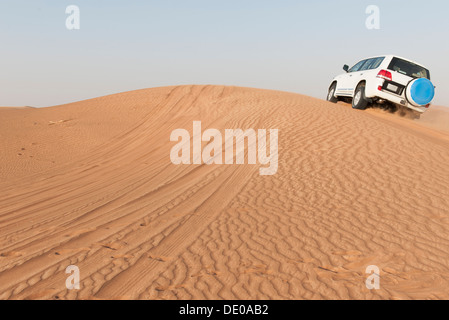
405,78,435,107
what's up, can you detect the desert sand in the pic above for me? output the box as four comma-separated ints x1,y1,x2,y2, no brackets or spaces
1,85,449,300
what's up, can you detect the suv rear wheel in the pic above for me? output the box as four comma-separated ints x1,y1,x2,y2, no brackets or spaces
352,83,368,110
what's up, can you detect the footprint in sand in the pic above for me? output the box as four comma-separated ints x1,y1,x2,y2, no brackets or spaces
95,240,128,251
53,247,90,256
0,251,24,258
148,254,171,262
155,284,186,292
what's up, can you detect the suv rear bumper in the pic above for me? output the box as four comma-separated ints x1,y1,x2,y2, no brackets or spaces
366,79,428,113
374,90,427,113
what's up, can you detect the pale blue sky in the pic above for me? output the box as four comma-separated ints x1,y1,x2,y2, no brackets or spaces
0,0,448,107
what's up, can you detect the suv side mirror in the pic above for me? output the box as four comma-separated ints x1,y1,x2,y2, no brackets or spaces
343,64,349,72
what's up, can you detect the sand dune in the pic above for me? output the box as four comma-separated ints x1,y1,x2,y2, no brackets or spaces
1,85,449,300
417,105,449,134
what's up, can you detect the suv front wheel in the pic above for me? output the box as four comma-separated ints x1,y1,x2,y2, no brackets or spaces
352,83,369,110
327,83,338,103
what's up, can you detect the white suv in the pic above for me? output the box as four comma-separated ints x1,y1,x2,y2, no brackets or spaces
327,55,435,114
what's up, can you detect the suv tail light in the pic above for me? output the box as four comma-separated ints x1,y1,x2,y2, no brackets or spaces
377,70,392,81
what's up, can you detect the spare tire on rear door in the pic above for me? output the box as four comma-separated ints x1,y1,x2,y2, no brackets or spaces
405,78,435,107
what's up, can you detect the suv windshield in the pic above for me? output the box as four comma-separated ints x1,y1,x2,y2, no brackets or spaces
388,57,430,79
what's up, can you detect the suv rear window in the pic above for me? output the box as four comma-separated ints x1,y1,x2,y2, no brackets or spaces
388,57,430,79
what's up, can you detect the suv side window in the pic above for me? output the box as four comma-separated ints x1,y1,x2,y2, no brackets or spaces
349,60,367,73
359,58,375,71
370,57,384,69
360,57,385,71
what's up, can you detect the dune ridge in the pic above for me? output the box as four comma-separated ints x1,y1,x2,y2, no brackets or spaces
1,85,449,299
